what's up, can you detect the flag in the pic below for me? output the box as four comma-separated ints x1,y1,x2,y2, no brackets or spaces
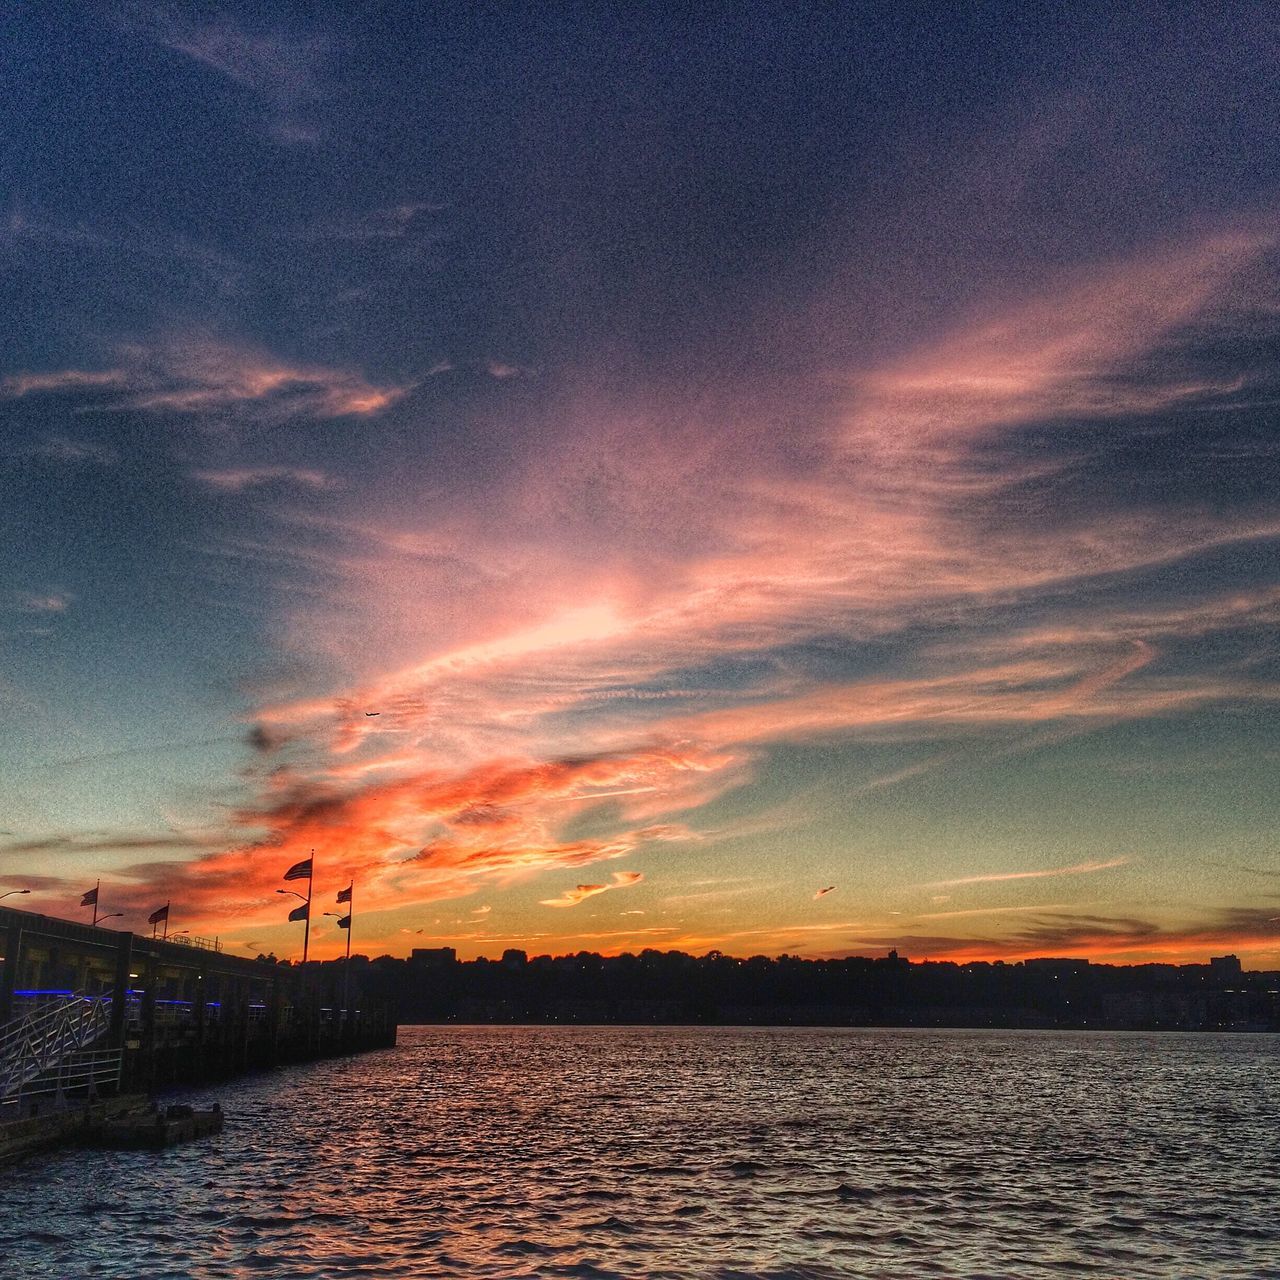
336,884,352,904
335,914,351,929
148,904,169,926
283,857,312,882
288,903,309,922
81,886,98,906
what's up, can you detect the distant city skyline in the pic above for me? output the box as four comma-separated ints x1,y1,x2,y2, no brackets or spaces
2,4,1278,966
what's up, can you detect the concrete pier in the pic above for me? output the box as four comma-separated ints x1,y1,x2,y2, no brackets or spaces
0,904,396,1119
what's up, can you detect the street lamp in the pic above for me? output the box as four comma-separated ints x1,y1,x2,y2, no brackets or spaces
0,889,31,901
278,888,312,962
97,913,124,924
324,888,355,1030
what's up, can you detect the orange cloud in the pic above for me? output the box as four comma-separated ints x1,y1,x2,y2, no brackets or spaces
91,747,720,935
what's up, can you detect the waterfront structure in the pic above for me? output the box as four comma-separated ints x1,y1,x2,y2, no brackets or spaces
0,902,396,1113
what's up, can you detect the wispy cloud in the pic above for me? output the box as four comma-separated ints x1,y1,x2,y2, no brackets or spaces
920,858,1131,889
12,591,72,615
0,829,210,858
281,203,442,243
486,360,534,380
192,466,338,493
2,336,409,422
540,872,644,908
915,902,1075,920
21,437,118,466
132,11,327,144
2,369,128,397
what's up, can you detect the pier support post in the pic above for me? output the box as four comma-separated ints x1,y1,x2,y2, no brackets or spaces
267,973,282,1067
0,921,22,1027
140,951,157,1089
194,968,207,1074
109,933,133,1049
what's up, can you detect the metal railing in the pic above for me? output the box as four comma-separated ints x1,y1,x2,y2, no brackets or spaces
166,934,222,953
0,993,114,1103
0,1048,124,1112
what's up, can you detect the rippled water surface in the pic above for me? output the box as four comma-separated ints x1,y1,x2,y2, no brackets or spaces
2,1026,1277,1278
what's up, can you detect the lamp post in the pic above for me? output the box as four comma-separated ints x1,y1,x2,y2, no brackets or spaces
97,913,124,925
323,911,348,1026
324,880,354,1030
277,889,312,963
0,890,30,901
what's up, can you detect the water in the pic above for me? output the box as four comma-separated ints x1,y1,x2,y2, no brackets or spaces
1,1026,1276,1279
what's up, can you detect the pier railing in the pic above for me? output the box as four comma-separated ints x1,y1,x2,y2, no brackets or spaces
0,1048,124,1114
166,934,223,953
0,993,115,1105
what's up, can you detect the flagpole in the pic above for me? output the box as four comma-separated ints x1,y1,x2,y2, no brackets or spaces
92,879,100,927
343,882,353,1027
162,901,170,941
302,851,313,964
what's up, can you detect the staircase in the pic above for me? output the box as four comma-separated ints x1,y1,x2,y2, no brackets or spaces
0,994,119,1109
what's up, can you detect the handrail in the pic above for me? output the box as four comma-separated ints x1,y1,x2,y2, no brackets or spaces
166,934,222,953
0,992,113,1101
0,993,109,1057
0,1049,123,1110
0,996,89,1058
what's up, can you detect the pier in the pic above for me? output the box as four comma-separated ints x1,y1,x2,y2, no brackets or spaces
0,903,396,1162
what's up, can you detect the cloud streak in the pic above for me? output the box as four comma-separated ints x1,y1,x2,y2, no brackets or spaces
920,858,1132,889
192,466,338,493
540,872,644,908
130,11,327,144
2,337,408,421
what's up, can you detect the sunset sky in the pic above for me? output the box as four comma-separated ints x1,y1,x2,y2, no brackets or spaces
3,5,1279,966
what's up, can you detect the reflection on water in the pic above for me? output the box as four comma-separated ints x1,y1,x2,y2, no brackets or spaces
2,1026,1277,1278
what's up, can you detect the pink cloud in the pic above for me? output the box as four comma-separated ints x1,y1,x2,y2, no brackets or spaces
94,227,1280,953
2,369,128,397
3,337,408,422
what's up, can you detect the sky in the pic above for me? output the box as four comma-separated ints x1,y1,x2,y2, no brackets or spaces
2,3,1279,966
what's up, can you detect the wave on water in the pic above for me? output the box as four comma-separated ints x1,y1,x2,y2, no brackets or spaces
1,1026,1277,1279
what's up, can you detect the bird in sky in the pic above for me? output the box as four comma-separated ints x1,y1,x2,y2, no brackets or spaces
814,886,836,899
365,711,380,717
